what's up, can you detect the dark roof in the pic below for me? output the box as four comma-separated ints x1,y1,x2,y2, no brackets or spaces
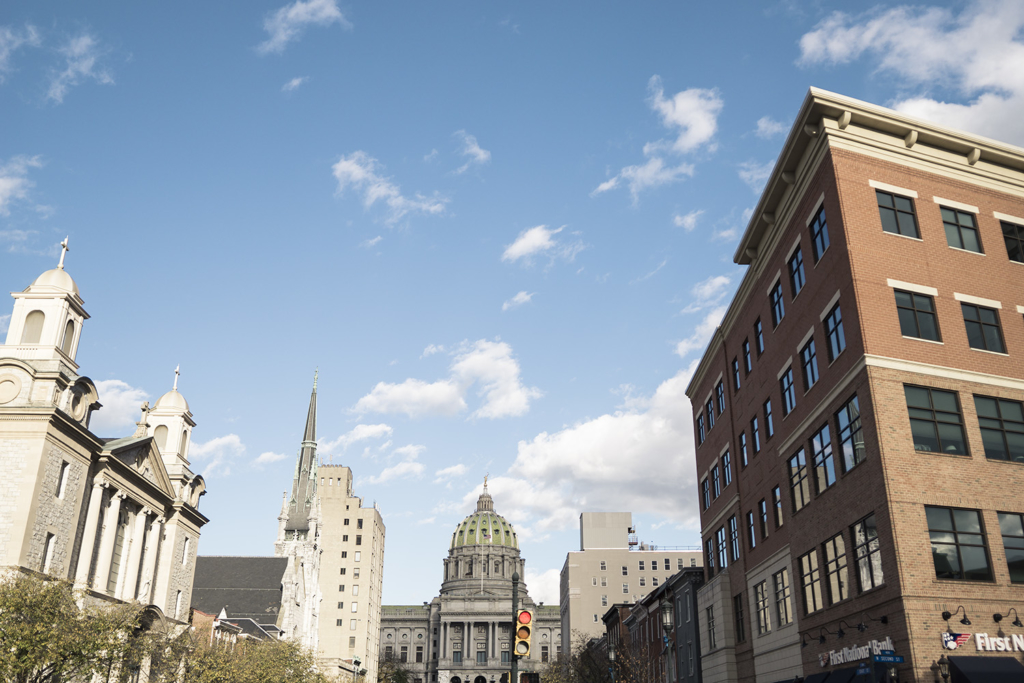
228,617,276,640
192,556,287,624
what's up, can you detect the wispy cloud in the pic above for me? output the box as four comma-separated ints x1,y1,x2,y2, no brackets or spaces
502,291,534,311
258,0,350,54
738,159,775,194
321,423,393,453
754,116,787,139
672,209,704,231
421,344,445,358
361,235,382,248
0,314,9,336
254,451,288,465
675,306,727,358
501,225,584,265
0,24,41,82
282,76,309,92
190,434,246,477
90,379,149,436
434,463,467,483
48,33,113,104
453,130,491,174
630,258,668,284
366,444,426,484
681,275,733,313
332,151,448,225
0,155,43,215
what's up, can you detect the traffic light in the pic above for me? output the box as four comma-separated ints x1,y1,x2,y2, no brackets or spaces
514,609,533,657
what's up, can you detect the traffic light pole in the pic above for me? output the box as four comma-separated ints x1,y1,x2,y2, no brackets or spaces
511,571,519,683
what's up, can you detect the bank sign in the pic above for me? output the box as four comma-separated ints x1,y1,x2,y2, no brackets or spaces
819,637,895,667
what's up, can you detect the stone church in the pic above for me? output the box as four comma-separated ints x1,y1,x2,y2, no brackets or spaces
380,483,560,683
0,246,208,621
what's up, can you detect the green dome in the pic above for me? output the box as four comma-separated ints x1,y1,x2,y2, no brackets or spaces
449,483,519,550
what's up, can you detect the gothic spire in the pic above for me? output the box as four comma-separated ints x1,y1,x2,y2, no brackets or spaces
285,371,319,532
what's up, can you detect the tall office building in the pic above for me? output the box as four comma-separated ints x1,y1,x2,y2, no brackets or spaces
686,88,1024,682
559,512,702,658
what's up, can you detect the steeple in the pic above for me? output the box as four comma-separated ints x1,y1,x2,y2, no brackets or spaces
285,371,319,532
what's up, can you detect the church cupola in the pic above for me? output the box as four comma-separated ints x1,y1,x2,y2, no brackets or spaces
148,366,196,471
4,238,89,367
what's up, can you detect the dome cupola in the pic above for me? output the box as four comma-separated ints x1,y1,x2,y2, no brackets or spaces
449,478,518,550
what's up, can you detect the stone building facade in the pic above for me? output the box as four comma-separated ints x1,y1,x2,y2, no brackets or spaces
687,88,1024,682
380,484,561,683
0,251,208,622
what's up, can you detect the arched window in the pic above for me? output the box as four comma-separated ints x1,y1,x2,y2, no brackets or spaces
179,429,189,457
60,320,75,355
154,425,168,452
21,310,45,344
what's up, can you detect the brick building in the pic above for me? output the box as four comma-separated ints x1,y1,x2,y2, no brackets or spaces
685,88,1024,682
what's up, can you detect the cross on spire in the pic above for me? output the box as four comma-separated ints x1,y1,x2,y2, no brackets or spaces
57,237,69,270
173,365,180,391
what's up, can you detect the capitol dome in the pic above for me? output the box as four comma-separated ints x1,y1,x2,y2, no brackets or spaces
450,482,518,550
154,388,190,413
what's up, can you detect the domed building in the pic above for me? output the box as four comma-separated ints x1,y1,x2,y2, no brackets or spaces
380,482,561,683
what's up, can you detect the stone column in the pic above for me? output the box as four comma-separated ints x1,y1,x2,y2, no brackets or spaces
121,506,150,600
74,479,106,585
91,491,125,592
137,516,164,604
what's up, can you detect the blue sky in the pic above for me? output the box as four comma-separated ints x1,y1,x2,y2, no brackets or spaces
2,0,1022,605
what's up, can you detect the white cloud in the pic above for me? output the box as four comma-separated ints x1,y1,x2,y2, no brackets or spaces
675,306,727,358
258,0,350,54
0,24,40,82
0,314,9,335
0,155,42,215
681,275,732,313
798,1,1024,144
456,363,700,536
254,451,288,465
416,516,436,525
755,116,787,139
47,33,113,104
332,151,448,225
501,225,583,265
366,444,426,484
423,149,438,162
631,258,668,284
525,567,561,605
738,159,775,194
434,463,467,483
421,344,445,358
361,235,382,248
592,157,695,204
282,76,308,92
320,423,393,453
91,380,149,436
502,291,534,311
190,434,246,477
673,209,704,231
354,339,540,419
453,130,491,174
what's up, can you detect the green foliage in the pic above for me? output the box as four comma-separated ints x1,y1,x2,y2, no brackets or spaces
377,653,412,683
182,638,328,683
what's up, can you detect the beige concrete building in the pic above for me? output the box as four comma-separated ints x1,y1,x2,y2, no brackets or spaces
559,512,702,657
0,249,208,621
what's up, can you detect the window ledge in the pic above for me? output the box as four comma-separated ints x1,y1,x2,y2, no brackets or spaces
983,456,1024,465
902,335,943,345
949,246,986,256
969,347,1009,356
914,448,971,458
1010,258,1024,266
883,230,923,242
932,578,997,585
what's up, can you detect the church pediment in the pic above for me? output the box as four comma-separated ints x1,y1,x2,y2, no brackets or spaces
102,436,177,501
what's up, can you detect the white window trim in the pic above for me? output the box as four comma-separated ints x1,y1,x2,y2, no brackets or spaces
805,192,826,226
776,358,794,380
819,290,842,321
933,197,979,214
1016,305,1024,315
784,236,802,263
719,442,730,457
995,211,1024,225
766,271,782,297
869,180,918,198
954,292,1002,309
796,327,815,353
886,279,938,297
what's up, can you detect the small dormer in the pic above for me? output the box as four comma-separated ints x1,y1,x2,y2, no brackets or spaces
148,368,196,468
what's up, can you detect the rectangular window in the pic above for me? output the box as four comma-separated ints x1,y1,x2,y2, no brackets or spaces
352,585,359,596
1002,220,1024,262
340,568,346,575
747,511,756,549
354,551,361,561
622,565,628,576
401,646,408,663
706,539,715,577
770,281,786,327
732,358,741,390
182,537,190,566
716,526,728,569
824,303,846,362
341,551,347,558
601,595,608,606
739,431,748,467
716,381,725,414
344,518,350,525
343,535,349,542
639,577,646,587
755,581,771,635
601,577,607,586
823,533,849,605
962,303,1006,353
696,415,705,445
764,400,775,439
743,339,752,373
810,205,830,262
788,449,810,512
853,514,884,592
55,462,69,499
707,399,716,431
600,561,606,571
799,550,823,614
338,602,344,609
452,652,462,664
905,385,968,455
781,368,796,416
701,478,710,510
541,646,549,663
755,319,765,355
789,247,806,297
706,607,716,650
758,499,769,540
801,339,819,390
975,395,1024,462
941,206,982,252
353,568,359,578
896,290,940,341
417,646,424,663
997,512,1024,583
723,451,732,487
502,651,511,664
349,636,356,648
772,486,783,528
877,190,920,238
351,602,358,612
592,577,597,586
623,583,629,594
339,585,345,592
476,651,486,664
837,395,866,471
712,466,721,498
926,506,993,581
639,560,645,571
337,619,344,626
729,515,740,562
41,533,55,574
811,424,836,493
774,568,792,626
357,519,363,529
355,535,362,545
734,593,746,644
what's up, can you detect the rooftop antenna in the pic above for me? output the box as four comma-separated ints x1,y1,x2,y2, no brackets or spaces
173,365,180,391
58,237,69,270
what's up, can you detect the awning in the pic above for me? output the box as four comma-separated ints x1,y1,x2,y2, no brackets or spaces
950,655,1024,683
819,666,866,683
802,673,831,683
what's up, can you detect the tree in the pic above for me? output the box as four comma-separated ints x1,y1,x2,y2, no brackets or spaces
181,638,328,683
377,652,412,683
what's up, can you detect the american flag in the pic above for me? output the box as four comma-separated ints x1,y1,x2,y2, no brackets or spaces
942,632,972,650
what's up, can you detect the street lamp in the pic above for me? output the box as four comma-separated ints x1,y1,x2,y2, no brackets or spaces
938,655,950,682
608,641,616,683
661,601,675,634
